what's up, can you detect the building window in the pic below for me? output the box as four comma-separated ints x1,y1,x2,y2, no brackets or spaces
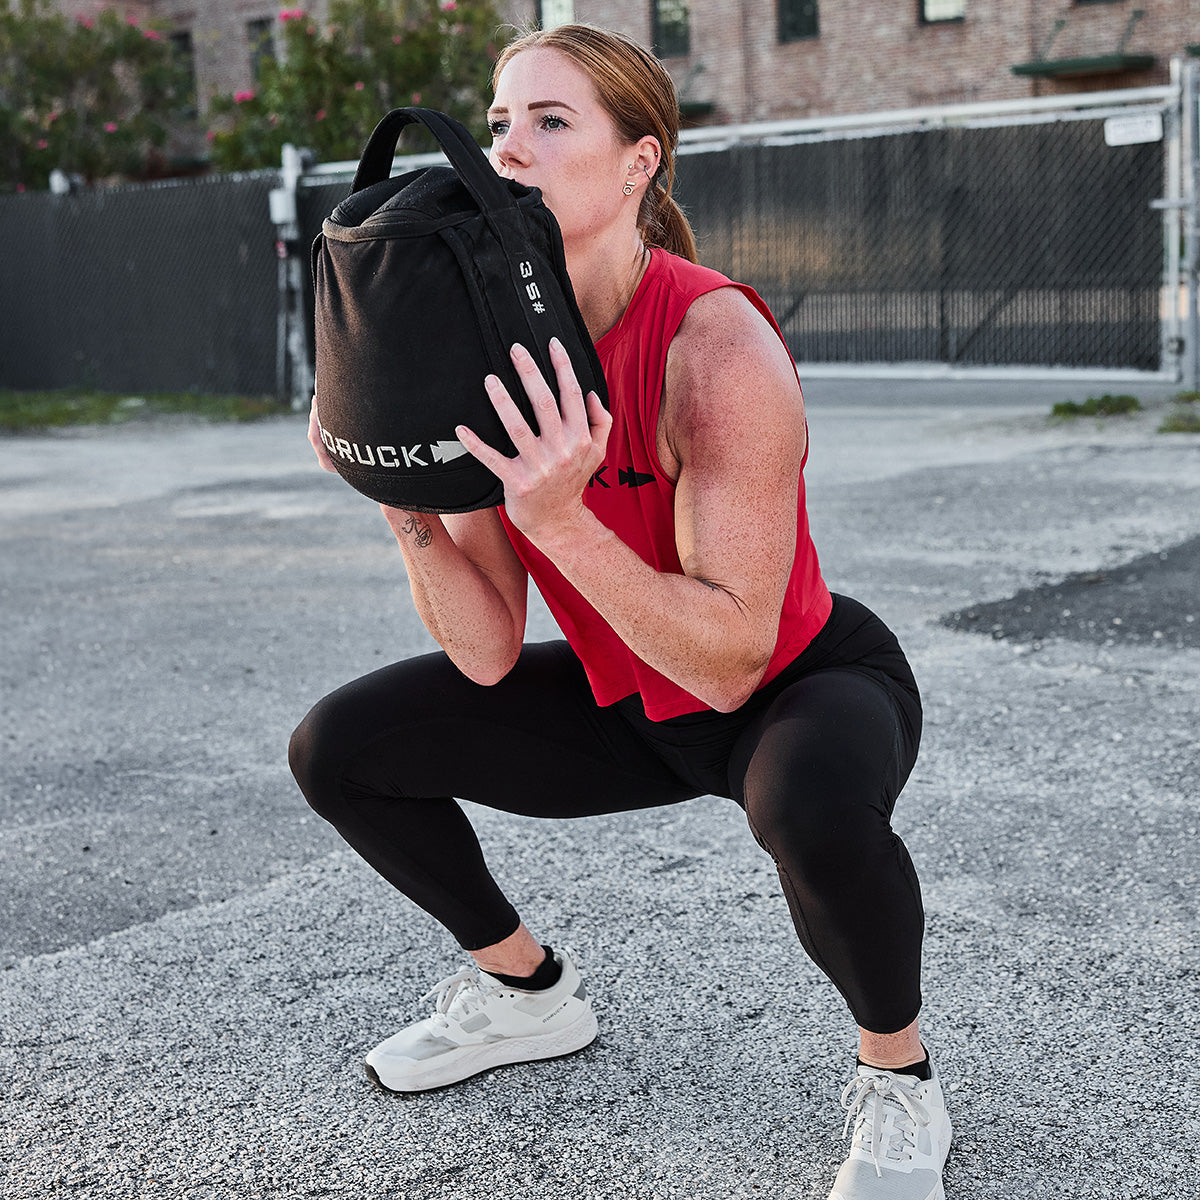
651,0,690,59
247,18,275,83
537,0,574,28
779,0,818,43
920,0,965,21
169,30,197,116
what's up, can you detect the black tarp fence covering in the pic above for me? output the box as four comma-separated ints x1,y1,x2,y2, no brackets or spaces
0,107,1166,393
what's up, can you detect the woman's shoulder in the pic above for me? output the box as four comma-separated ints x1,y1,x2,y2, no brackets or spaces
670,284,796,382
651,248,737,293
660,277,804,473
648,252,785,357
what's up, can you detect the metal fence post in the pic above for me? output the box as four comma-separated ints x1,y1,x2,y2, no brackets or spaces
269,143,313,411
1158,61,1185,382
1185,61,1200,391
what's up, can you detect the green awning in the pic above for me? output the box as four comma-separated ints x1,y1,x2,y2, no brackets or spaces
1011,53,1155,79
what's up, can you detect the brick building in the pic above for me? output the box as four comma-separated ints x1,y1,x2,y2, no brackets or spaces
46,0,1200,125
558,0,1199,123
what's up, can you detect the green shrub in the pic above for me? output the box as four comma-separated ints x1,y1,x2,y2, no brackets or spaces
1051,394,1142,419
207,0,503,171
1160,406,1200,434
0,0,193,190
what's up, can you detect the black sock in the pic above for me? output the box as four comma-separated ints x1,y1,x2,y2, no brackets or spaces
857,1052,932,1081
483,945,562,991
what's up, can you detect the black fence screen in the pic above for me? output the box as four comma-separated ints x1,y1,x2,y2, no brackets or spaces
676,116,1164,370
0,172,279,394
0,104,1169,394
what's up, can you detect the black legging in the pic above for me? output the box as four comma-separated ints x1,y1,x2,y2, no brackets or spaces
289,593,925,1034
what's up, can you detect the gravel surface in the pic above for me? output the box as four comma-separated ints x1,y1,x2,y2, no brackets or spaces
2,379,1197,1199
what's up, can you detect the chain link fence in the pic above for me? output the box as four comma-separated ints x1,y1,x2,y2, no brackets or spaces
0,90,1178,395
0,172,279,395
676,113,1165,371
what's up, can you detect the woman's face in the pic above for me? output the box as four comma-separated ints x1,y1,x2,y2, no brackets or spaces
488,47,634,247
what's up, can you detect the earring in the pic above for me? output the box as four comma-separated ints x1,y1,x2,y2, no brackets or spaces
622,181,635,196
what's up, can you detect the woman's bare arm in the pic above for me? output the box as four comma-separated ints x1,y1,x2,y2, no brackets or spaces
380,505,529,686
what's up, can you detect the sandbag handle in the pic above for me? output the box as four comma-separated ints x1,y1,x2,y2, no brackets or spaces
351,107,513,215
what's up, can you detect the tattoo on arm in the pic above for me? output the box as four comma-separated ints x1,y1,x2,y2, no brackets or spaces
402,515,434,548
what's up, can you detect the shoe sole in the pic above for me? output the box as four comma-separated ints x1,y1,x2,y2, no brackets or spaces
365,1006,599,1094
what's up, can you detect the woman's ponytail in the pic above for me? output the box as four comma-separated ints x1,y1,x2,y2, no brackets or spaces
642,183,698,264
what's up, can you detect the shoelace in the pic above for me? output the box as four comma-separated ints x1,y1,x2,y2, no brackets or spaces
420,965,500,1031
840,1071,933,1179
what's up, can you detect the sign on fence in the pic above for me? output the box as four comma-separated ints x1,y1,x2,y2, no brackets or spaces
1104,112,1164,148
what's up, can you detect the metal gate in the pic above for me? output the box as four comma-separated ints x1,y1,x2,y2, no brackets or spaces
286,66,1196,395
669,74,1191,381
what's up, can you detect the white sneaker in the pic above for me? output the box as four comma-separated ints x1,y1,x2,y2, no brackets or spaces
827,1063,953,1200
364,948,598,1092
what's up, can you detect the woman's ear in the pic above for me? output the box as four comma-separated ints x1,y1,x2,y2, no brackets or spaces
633,136,662,181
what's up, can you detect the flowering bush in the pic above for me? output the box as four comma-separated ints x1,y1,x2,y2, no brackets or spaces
206,0,503,171
0,0,194,190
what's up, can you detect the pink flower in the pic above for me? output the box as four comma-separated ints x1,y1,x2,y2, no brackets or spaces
279,7,305,21
104,121,118,132
126,14,138,25
439,0,456,10
37,139,48,149
315,109,326,120
206,129,216,142
411,91,421,104
77,15,93,27
354,80,364,90
17,183,25,193
144,29,160,40
48,111,59,123
234,90,255,103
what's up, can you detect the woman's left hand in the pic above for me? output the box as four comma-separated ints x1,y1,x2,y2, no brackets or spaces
455,338,611,546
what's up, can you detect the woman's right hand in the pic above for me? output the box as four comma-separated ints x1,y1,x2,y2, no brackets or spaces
307,395,338,474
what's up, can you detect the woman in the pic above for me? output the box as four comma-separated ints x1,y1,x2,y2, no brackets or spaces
290,24,951,1200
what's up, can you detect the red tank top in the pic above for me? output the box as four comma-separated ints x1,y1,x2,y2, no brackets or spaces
500,249,832,720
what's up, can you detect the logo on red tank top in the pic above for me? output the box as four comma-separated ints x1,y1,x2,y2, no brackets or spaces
587,466,655,489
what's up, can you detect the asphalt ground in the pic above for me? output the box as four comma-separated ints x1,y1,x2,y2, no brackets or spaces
1,378,1198,1199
